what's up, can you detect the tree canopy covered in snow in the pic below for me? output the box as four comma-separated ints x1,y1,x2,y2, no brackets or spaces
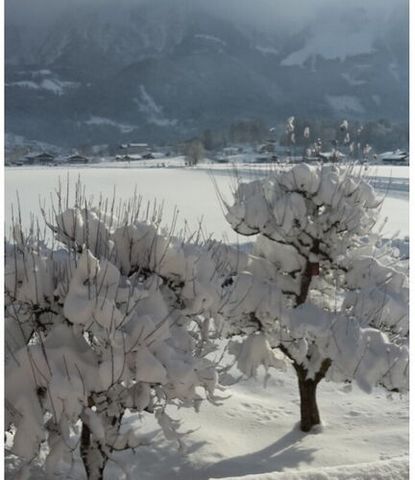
5,186,223,479
4,166,409,479
223,164,408,431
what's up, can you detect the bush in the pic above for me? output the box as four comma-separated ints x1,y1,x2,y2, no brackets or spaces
5,186,222,479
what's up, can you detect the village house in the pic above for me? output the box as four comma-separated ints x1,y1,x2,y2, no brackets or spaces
379,149,409,165
25,152,55,165
115,154,142,162
317,150,346,163
66,154,89,164
118,143,150,155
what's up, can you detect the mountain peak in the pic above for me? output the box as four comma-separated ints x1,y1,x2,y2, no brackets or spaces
6,0,408,147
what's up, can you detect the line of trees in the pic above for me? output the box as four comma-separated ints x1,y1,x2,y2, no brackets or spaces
279,118,408,153
184,117,408,155
185,118,270,155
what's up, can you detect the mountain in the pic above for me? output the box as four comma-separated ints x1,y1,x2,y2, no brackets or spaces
5,0,408,147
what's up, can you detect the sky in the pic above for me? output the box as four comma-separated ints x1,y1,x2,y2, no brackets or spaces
6,0,407,31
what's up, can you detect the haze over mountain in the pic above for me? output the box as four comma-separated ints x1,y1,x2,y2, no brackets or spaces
5,0,408,148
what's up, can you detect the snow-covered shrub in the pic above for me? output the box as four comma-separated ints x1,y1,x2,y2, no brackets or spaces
223,164,409,432
5,188,222,479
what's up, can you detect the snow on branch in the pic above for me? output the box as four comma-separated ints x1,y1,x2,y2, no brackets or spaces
223,164,408,398
5,184,227,478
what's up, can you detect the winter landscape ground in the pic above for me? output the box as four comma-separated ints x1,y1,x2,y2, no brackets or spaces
6,370,409,480
4,163,409,239
5,0,410,477
5,162,409,480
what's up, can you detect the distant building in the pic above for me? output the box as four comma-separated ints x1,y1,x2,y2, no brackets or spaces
159,145,174,156
115,154,142,162
318,150,345,163
25,152,55,165
66,154,89,164
222,146,239,156
379,150,409,165
118,143,150,155
257,143,275,154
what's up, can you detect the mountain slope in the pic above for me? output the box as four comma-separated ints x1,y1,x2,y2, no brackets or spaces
5,0,408,147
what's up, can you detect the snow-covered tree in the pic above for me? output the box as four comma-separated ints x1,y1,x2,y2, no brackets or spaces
223,164,409,432
5,188,222,479
184,140,205,166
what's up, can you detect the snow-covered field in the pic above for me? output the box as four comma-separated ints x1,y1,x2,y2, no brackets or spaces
4,165,409,238
196,162,409,181
113,373,407,480
5,165,409,480
6,369,408,480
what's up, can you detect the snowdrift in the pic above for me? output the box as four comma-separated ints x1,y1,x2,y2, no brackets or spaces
209,456,409,480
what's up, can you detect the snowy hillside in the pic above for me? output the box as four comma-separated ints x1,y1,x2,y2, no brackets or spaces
5,0,408,146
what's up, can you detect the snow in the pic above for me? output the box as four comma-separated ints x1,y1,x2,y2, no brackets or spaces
378,149,408,161
281,32,374,66
341,72,367,87
6,77,79,95
372,94,381,106
6,204,223,474
230,333,285,378
256,45,280,56
223,165,408,396
173,376,407,480
85,116,136,133
32,69,52,76
5,166,409,239
135,85,178,127
5,133,62,155
326,95,365,115
6,366,408,479
215,456,409,480
197,163,409,181
40,79,65,95
5,164,409,479
195,34,227,47
388,63,400,83
6,81,40,90
375,192,409,237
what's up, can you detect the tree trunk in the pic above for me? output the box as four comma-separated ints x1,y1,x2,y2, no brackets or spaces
80,422,107,480
297,371,321,432
293,359,331,433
